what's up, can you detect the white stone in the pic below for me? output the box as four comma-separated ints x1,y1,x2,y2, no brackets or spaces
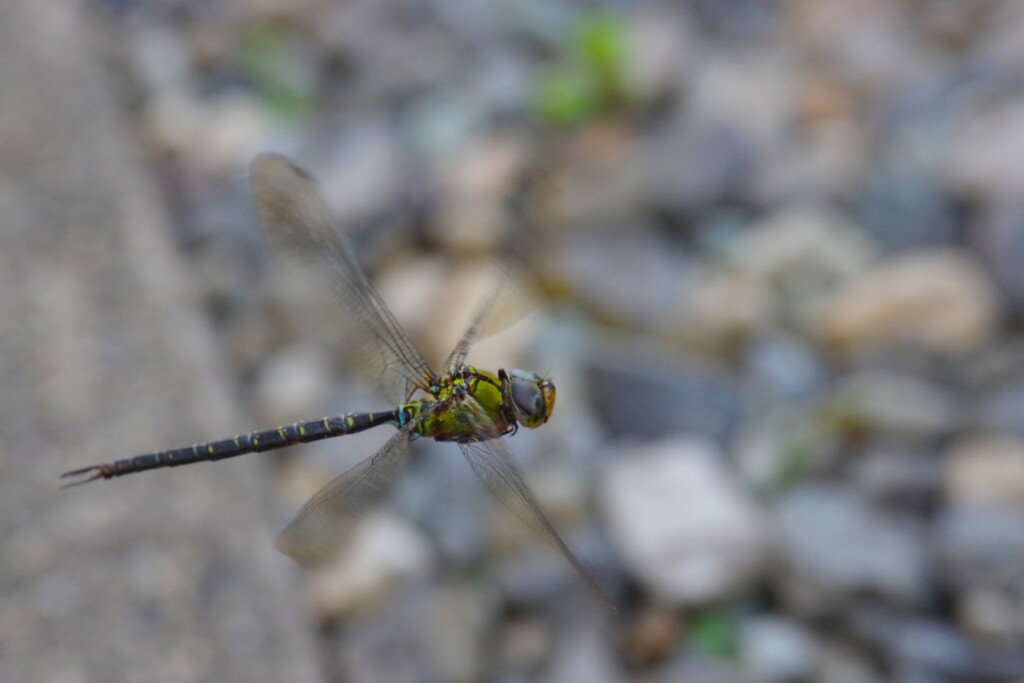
730,204,874,284
600,439,769,604
945,98,1024,201
820,249,998,355
740,616,817,683
946,433,1024,505
727,204,876,331
252,342,334,424
307,511,434,621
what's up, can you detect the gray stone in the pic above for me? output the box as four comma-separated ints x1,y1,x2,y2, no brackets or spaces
321,2,461,102
646,121,757,213
657,654,749,683
824,372,961,439
944,96,1024,201
686,0,780,39
673,261,774,350
587,342,744,442
0,3,320,681
816,642,883,683
314,119,404,225
624,7,695,103
399,439,488,566
855,169,960,254
252,342,335,425
851,446,943,508
744,333,828,405
334,584,492,683
851,610,1024,681
733,409,839,492
495,524,617,611
978,378,1024,436
937,504,1024,590
465,48,533,116
727,204,876,333
978,199,1024,314
558,229,693,330
851,612,975,678
540,627,627,683
687,47,794,148
958,587,1024,640
431,132,530,251
497,615,552,674
401,86,486,165
776,485,931,611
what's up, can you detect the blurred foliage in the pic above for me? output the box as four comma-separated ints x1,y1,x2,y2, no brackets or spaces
687,608,739,661
236,25,315,121
533,13,628,126
764,419,835,497
770,437,818,493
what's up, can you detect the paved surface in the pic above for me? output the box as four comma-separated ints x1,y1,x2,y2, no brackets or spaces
0,3,321,682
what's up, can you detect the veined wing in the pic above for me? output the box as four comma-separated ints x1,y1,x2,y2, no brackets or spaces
275,406,434,563
251,153,437,403
457,399,615,612
443,257,541,375
442,266,504,373
443,160,552,375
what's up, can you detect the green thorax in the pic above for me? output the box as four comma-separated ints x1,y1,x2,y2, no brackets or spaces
396,366,513,442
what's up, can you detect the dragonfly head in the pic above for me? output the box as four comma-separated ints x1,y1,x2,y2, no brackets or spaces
508,369,556,429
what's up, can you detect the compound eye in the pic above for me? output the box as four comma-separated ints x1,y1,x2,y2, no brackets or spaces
509,370,553,428
511,379,544,422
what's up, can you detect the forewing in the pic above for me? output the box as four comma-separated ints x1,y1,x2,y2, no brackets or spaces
443,161,552,374
275,409,431,564
442,263,537,374
251,153,436,403
457,401,615,611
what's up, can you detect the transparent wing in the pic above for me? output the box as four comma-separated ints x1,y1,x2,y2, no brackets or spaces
251,153,437,403
442,156,555,374
457,399,615,611
275,407,433,564
442,251,543,375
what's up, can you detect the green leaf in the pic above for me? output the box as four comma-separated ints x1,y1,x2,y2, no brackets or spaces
533,70,600,125
688,609,738,661
236,25,314,121
531,11,630,127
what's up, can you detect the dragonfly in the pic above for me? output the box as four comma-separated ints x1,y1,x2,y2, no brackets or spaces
62,153,613,611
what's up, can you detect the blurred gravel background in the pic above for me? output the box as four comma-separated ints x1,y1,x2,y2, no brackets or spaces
3,1,1024,682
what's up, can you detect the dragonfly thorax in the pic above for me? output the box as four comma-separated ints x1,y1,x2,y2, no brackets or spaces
417,367,555,442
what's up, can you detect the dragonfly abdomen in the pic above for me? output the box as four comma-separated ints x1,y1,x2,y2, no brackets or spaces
61,410,396,486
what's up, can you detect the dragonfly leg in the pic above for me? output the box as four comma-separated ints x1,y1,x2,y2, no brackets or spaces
59,465,108,488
